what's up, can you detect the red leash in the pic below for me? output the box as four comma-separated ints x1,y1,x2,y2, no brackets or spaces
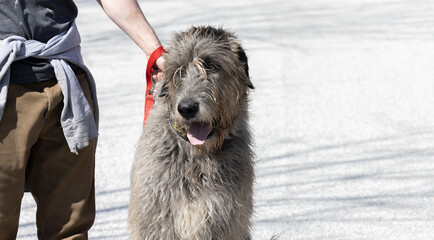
144,46,166,125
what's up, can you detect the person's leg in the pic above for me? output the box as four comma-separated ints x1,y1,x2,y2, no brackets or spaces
0,82,49,239
27,74,96,239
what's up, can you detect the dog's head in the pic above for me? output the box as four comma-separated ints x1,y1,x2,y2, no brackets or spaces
159,26,253,152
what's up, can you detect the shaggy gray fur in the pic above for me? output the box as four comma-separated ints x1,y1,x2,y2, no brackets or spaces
129,26,254,240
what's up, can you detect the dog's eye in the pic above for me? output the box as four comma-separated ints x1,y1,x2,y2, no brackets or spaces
204,63,218,72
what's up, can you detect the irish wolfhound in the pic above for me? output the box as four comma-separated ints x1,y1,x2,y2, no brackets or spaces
129,26,254,240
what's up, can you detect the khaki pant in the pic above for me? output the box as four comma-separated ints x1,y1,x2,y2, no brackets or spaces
0,74,96,240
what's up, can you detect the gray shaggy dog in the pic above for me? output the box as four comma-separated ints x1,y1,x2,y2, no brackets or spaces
129,26,255,240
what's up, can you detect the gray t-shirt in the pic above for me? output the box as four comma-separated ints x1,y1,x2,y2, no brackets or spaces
0,0,78,83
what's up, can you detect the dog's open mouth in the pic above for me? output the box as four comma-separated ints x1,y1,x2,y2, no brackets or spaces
187,122,211,145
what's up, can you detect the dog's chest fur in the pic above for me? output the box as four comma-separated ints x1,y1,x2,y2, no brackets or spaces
163,146,223,239
173,187,212,239
153,124,251,239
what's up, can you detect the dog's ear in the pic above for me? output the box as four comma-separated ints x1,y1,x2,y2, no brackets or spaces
237,48,254,89
229,38,254,89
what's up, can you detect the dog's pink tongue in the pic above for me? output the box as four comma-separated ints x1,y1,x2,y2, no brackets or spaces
187,123,211,145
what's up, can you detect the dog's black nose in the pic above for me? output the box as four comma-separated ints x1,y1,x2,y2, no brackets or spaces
178,100,199,120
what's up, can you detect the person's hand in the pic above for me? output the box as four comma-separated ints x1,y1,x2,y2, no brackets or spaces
151,56,165,82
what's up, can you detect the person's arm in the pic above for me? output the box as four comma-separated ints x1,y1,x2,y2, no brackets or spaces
97,0,164,79
97,0,161,57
